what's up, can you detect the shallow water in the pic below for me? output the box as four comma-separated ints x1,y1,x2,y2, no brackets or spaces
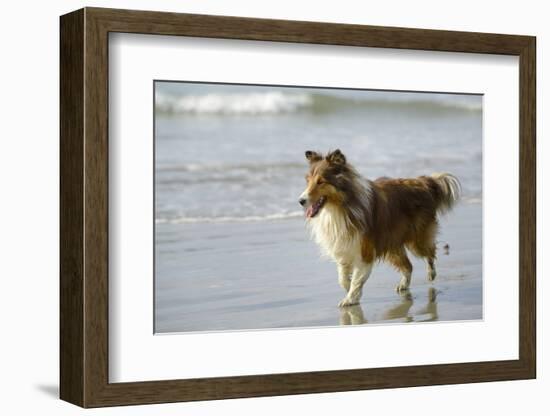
155,83,482,223
154,83,483,333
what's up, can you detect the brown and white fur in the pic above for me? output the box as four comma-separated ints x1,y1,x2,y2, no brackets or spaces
299,149,461,307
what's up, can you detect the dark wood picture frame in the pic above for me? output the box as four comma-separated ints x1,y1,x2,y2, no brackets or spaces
60,7,536,408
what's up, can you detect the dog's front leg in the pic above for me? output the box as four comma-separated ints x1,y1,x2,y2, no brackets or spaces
337,262,352,292
338,262,373,307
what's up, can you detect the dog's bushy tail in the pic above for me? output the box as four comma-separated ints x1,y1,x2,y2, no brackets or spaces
431,173,461,214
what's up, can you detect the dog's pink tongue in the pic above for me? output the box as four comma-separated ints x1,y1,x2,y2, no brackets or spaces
305,206,313,218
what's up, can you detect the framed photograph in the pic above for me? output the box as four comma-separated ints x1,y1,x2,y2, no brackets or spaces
60,7,536,408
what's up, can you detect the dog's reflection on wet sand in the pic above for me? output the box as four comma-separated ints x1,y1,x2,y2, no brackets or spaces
339,287,439,325
339,304,368,325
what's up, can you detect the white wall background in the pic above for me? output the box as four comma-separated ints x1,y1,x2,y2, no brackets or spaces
0,1,545,414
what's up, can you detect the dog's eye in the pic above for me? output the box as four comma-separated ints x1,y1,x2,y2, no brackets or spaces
317,178,325,185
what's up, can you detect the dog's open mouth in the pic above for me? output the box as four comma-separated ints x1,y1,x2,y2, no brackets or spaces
305,197,326,219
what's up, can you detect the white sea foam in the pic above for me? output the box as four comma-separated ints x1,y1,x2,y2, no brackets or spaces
156,91,312,115
156,211,304,224
155,90,482,115
462,197,482,204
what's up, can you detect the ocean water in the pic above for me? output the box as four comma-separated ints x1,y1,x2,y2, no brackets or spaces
155,83,482,224
154,82,483,333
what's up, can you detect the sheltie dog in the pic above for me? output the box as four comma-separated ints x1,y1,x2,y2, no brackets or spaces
299,149,461,307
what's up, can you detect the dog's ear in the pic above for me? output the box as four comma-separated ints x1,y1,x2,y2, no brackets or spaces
326,149,346,165
305,150,322,163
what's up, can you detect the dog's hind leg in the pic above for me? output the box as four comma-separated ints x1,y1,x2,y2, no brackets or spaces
409,222,438,282
388,248,413,292
426,257,437,282
338,261,373,307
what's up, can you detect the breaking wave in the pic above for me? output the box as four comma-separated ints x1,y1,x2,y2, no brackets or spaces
156,91,312,115
155,91,482,116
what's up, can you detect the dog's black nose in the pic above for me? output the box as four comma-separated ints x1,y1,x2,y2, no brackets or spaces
299,198,307,206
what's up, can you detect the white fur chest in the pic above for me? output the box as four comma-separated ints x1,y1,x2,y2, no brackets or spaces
307,204,362,265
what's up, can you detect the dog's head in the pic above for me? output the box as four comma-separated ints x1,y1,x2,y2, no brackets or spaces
299,149,349,218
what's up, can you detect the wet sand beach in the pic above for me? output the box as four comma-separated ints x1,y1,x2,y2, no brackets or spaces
155,202,482,333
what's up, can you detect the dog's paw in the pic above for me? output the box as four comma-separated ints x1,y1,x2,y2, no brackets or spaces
338,297,359,307
427,270,437,282
395,283,410,293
